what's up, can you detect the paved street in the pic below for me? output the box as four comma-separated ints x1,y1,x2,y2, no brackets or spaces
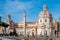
0,36,60,40
0,36,55,40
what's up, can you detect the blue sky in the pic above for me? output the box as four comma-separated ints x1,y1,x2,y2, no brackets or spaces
0,0,60,22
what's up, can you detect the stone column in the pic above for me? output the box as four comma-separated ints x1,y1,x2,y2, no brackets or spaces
23,11,26,37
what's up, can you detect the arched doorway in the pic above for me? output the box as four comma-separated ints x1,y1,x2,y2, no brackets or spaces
32,30,34,37
45,30,48,36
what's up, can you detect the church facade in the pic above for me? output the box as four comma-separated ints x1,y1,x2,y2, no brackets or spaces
37,4,53,36
0,4,57,37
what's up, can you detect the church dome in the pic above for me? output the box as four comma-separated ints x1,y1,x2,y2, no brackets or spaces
39,4,52,18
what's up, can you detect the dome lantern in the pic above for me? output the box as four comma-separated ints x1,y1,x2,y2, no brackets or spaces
43,4,48,11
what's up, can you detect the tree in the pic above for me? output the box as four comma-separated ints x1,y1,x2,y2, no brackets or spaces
13,27,18,36
0,22,9,34
3,23,9,34
0,16,1,22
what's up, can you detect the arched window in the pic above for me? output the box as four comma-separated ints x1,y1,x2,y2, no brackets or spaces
45,19,47,22
40,19,42,22
50,19,51,22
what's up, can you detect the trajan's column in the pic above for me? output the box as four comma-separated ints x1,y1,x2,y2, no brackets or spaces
23,11,26,37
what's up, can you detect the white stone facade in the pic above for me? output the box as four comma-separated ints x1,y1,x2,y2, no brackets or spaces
37,4,53,36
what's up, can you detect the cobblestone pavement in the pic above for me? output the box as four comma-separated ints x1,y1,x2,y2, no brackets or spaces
0,36,60,40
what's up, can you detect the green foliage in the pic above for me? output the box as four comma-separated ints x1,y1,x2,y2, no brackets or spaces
0,22,9,35
0,22,9,28
0,22,4,26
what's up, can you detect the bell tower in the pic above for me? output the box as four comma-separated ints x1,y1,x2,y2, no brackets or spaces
5,14,11,28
